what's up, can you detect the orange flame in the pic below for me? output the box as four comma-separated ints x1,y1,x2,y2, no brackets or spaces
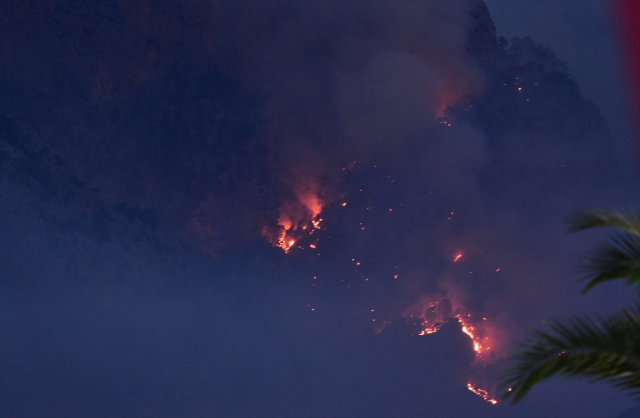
402,297,497,404
459,318,485,355
264,178,325,253
467,383,497,404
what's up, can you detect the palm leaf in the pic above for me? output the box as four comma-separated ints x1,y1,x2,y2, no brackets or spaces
578,234,640,293
501,304,640,403
566,210,640,236
565,210,640,293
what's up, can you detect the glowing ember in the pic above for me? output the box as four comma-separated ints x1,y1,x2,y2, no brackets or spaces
467,383,497,404
454,254,462,262
402,297,497,404
459,320,483,354
263,179,326,253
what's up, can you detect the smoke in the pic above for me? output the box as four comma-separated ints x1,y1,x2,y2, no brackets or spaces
206,0,486,248
2,0,636,414
202,0,632,400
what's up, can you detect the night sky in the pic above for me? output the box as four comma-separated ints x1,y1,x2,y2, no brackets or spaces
1,1,639,417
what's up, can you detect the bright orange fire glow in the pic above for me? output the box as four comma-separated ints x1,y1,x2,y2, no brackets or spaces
402,297,497,404
263,179,326,253
454,253,462,262
467,383,497,404
459,319,484,354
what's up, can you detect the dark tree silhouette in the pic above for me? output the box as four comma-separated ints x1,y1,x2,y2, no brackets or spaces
502,210,640,403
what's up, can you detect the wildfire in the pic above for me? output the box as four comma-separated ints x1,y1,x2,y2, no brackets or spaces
406,299,491,357
403,297,497,404
268,217,322,253
459,319,485,354
467,383,497,404
263,179,326,253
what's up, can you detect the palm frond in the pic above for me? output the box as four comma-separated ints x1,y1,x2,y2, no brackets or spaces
501,304,640,404
566,209,640,236
578,234,640,294
564,210,640,293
